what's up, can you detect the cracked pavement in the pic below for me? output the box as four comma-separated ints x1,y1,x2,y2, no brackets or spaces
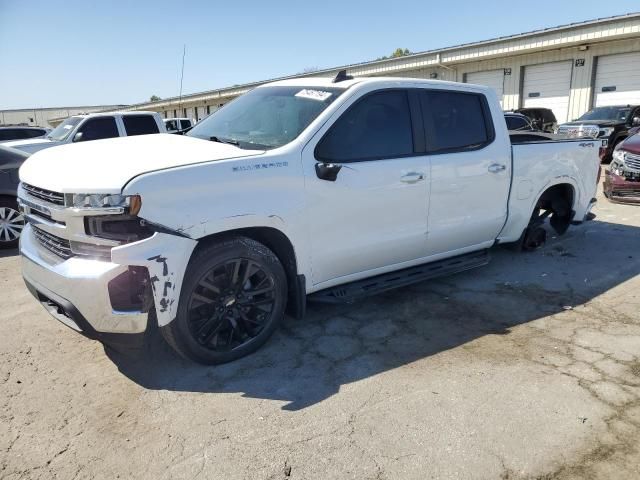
1,186,640,479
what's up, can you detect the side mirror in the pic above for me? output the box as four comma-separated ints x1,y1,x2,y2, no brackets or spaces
72,132,84,142
633,117,640,127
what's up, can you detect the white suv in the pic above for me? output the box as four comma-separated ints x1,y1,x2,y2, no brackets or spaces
4,111,166,154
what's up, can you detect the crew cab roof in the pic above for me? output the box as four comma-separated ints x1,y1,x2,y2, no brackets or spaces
68,110,160,119
263,76,493,93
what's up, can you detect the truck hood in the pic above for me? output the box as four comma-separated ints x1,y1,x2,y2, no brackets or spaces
621,132,640,155
3,138,59,154
19,133,264,193
561,120,620,127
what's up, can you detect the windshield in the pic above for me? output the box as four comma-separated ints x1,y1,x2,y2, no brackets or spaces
578,106,631,122
187,86,345,149
47,117,83,141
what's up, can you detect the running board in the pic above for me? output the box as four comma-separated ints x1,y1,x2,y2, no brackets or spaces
309,250,490,304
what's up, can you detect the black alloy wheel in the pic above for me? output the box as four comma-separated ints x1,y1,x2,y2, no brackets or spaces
160,237,287,364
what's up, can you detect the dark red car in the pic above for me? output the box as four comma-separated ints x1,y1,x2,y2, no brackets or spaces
604,128,640,204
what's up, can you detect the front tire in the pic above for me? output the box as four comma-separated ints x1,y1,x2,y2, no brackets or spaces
160,237,287,364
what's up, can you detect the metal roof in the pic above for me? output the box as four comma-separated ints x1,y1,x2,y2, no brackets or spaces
73,12,640,113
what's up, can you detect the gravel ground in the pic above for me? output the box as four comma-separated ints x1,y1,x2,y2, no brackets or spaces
2,187,640,480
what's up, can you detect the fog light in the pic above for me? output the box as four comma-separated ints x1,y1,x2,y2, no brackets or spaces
108,266,152,312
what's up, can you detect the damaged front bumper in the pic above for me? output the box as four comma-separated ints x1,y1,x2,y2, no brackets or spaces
603,171,640,205
21,223,196,340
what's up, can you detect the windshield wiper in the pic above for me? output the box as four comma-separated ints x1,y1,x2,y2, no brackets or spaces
209,136,240,146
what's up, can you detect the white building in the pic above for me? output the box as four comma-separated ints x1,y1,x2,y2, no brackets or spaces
0,105,127,128
65,13,640,125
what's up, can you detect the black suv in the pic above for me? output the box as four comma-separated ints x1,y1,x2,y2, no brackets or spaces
558,105,640,162
0,126,49,142
514,108,558,133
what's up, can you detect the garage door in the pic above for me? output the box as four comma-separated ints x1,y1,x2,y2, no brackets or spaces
522,61,573,123
466,70,504,107
594,52,640,107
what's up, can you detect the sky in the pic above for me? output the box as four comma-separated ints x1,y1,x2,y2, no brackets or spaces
0,0,638,109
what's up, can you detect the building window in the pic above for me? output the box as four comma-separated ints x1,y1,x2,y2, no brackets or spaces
206,105,211,115
183,108,187,118
173,109,177,118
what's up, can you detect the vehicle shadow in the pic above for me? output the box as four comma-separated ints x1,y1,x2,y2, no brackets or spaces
106,219,640,410
0,247,19,258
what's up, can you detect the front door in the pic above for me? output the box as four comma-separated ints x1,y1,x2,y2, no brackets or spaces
302,89,431,286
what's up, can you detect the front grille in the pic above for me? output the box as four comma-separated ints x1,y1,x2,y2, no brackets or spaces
32,226,74,259
625,153,640,171
557,126,598,139
22,183,65,206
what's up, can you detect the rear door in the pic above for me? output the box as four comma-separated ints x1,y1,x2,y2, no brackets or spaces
422,89,511,255
302,88,431,286
122,114,161,136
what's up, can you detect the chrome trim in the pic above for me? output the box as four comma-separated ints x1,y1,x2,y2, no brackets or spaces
624,152,640,172
17,184,122,248
21,224,148,334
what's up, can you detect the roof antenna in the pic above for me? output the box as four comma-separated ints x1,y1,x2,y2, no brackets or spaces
333,69,353,83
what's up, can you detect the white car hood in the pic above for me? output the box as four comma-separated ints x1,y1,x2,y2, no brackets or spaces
4,138,58,154
19,134,264,193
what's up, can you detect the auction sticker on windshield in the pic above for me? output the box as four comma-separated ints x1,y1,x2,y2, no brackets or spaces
295,89,333,101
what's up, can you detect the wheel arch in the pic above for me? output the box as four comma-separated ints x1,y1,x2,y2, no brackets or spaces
193,226,306,319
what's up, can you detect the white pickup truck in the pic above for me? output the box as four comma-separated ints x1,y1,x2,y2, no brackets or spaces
17,74,600,364
5,111,165,154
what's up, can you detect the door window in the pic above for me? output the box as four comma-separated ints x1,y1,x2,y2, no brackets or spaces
77,117,119,141
315,90,414,162
180,119,192,130
421,91,493,153
123,115,160,136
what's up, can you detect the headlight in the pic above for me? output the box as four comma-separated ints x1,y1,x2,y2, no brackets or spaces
612,150,625,163
67,194,142,214
599,127,614,137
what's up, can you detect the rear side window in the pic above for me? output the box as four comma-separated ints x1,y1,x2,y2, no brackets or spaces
421,91,492,153
123,115,160,136
315,90,414,162
505,116,528,130
0,129,18,140
23,129,46,139
77,117,119,141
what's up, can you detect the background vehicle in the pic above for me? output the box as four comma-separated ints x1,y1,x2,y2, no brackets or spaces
605,132,640,204
0,126,50,142
514,108,558,133
509,131,557,143
504,113,536,131
163,118,194,134
3,112,166,154
557,105,640,162
0,145,30,248
17,76,600,364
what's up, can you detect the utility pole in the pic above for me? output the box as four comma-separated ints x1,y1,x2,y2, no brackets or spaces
178,45,186,115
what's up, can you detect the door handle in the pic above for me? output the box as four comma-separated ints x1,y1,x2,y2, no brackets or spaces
400,172,425,184
488,164,507,173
